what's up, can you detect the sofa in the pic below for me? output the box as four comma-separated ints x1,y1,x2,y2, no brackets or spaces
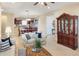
0,38,15,56
20,32,47,47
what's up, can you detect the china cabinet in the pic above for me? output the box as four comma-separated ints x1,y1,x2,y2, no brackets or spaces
57,13,78,50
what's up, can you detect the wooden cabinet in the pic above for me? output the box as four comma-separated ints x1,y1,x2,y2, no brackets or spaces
14,18,38,35
20,28,37,34
57,13,78,50
14,18,21,25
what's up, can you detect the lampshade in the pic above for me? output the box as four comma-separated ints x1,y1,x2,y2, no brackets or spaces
5,26,12,37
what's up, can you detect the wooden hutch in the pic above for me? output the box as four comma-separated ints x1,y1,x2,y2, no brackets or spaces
57,13,78,50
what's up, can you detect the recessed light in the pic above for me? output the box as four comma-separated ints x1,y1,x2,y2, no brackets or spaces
40,2,44,5
47,6,50,9
0,8,4,12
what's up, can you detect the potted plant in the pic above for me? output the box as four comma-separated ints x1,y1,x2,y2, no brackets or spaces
35,38,41,52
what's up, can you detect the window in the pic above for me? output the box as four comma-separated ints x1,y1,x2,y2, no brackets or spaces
22,20,27,25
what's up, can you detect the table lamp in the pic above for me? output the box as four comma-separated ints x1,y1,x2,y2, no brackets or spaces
5,26,12,37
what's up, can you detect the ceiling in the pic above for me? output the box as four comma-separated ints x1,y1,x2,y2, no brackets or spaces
0,2,78,17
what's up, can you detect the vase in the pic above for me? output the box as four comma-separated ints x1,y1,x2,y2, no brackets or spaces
36,48,41,52
32,48,41,52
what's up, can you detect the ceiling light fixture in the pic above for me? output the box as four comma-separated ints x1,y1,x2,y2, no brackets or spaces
25,10,29,18
25,10,31,21
33,2,55,9
47,6,50,9
40,2,44,5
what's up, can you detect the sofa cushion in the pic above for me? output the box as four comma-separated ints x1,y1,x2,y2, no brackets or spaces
26,34,31,40
36,32,42,38
21,34,26,40
29,32,35,38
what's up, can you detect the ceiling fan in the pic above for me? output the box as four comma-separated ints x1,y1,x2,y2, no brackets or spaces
33,2,55,6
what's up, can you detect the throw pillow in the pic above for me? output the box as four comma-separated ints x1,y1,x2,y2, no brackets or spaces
0,40,10,52
37,33,42,38
26,34,31,40
1,37,13,46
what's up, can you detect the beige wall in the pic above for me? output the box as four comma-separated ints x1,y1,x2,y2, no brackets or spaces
0,7,1,39
1,15,8,34
1,12,15,38
38,15,46,34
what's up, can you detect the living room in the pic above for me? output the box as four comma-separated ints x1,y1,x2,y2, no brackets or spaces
0,2,79,56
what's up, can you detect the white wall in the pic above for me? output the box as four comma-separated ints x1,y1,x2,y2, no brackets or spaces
46,15,54,35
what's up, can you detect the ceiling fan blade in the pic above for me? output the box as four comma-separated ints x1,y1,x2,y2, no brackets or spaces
51,2,55,3
33,2,39,5
44,2,47,6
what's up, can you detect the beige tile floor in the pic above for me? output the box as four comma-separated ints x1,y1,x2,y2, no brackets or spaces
43,35,79,56
14,27,79,56
13,27,25,56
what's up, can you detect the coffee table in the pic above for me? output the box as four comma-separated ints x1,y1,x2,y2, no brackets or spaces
26,46,52,56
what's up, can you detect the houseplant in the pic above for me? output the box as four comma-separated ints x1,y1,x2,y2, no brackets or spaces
35,38,41,48
35,38,41,52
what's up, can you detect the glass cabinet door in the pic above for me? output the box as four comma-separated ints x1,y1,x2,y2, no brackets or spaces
65,19,68,34
58,20,60,32
61,19,64,32
70,19,73,34
75,18,78,36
